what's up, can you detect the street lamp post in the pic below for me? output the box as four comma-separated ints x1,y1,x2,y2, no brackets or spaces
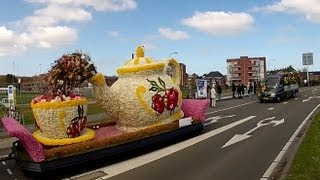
169,52,178,57
39,64,42,91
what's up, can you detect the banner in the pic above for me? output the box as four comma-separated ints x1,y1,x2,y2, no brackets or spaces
196,79,207,98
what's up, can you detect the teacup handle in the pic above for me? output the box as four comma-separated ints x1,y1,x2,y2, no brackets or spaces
164,59,181,85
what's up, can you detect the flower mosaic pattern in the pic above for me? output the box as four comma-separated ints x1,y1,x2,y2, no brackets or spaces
147,77,179,115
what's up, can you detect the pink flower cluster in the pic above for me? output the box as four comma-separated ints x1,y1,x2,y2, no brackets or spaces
32,94,83,104
1,118,45,162
181,99,210,123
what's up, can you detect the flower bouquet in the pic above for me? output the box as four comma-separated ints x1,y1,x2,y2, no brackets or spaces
31,51,97,145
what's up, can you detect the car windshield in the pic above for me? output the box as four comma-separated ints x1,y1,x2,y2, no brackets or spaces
264,77,278,89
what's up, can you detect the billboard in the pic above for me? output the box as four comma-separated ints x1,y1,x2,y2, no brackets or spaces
302,52,313,65
196,79,208,98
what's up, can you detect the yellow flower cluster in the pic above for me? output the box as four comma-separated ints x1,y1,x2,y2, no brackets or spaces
31,98,87,109
33,128,95,146
90,73,106,87
31,98,88,139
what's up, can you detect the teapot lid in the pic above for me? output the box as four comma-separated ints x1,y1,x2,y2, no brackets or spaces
116,46,165,75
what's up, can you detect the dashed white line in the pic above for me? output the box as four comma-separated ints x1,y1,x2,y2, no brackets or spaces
2,161,6,165
206,101,256,115
282,102,288,104
267,107,274,110
6,168,12,175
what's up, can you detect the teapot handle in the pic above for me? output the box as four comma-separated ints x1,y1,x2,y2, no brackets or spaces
164,59,181,85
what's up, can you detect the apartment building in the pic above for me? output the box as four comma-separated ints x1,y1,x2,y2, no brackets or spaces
179,63,188,87
226,56,266,85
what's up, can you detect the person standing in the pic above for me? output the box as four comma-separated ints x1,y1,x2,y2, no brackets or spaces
237,83,242,99
248,82,253,98
210,84,217,107
216,83,222,100
232,82,236,98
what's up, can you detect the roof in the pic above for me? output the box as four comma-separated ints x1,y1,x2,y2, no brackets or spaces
203,71,224,78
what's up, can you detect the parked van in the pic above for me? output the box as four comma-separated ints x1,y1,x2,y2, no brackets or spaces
259,72,299,102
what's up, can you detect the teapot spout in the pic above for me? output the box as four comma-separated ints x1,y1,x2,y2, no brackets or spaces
89,73,119,121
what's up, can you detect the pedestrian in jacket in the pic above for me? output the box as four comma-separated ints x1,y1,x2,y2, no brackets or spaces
211,84,217,107
232,82,236,98
237,84,242,99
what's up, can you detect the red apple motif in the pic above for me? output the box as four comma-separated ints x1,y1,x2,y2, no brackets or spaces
151,94,165,114
164,88,179,110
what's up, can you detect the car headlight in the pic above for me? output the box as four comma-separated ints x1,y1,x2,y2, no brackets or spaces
270,93,276,97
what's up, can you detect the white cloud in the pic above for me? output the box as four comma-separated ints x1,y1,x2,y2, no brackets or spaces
158,28,190,40
0,0,137,57
21,4,92,27
181,11,254,36
29,26,77,48
25,0,137,12
142,43,157,51
0,26,28,56
107,30,120,37
253,0,320,23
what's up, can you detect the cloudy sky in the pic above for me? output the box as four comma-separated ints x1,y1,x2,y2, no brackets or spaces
1,0,320,77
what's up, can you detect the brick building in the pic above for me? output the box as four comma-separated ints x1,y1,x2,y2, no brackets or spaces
227,56,266,85
179,63,188,87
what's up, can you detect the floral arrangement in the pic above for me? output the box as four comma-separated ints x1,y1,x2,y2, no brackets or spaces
33,51,97,103
283,71,299,85
31,51,98,142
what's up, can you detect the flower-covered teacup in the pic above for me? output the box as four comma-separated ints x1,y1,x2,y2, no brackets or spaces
31,95,88,139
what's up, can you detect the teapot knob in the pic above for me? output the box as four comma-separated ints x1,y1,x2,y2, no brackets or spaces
136,46,144,58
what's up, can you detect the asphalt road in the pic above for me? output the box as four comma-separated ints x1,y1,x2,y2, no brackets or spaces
1,86,319,180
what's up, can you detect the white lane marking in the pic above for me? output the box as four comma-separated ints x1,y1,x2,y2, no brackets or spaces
203,119,218,126
282,102,288,104
294,98,298,100
73,116,256,180
261,103,320,179
222,117,284,148
7,168,12,175
303,97,312,102
2,161,6,165
206,101,256,115
267,107,274,110
204,115,236,126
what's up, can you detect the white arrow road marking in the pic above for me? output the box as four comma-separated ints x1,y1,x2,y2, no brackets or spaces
73,116,256,179
222,117,285,148
303,97,312,102
204,115,236,126
267,107,274,110
303,96,320,103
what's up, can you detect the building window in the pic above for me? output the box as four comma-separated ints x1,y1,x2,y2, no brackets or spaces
238,67,241,70
248,67,252,70
249,73,252,76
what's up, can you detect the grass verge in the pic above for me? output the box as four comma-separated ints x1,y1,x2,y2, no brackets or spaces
285,112,320,180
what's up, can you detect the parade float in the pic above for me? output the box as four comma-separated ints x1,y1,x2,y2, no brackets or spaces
1,46,209,173
258,71,300,102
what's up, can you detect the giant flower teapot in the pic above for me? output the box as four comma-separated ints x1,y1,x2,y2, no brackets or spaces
90,46,184,132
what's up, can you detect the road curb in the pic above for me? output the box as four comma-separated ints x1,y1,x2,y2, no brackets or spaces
264,103,320,180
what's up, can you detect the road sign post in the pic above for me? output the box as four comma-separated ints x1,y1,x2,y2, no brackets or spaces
302,52,313,86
